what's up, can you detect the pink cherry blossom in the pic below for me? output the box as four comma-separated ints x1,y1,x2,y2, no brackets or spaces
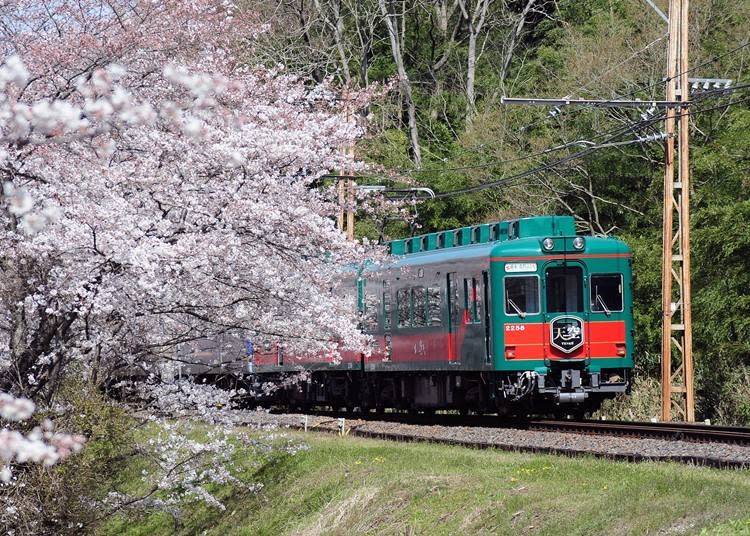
0,0,383,495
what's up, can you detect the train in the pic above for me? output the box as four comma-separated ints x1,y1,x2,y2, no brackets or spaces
245,215,634,417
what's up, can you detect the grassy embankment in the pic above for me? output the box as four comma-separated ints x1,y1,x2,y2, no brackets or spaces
99,428,750,535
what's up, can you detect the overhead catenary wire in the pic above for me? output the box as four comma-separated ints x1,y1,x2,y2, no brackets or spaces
496,40,750,146
322,32,694,182
322,82,749,181
431,132,662,199
430,94,750,199
322,84,750,185
322,43,750,184
323,113,669,180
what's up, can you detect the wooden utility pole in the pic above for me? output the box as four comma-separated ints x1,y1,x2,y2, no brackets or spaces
498,0,733,421
660,0,694,422
336,175,355,240
337,87,356,241
346,177,355,240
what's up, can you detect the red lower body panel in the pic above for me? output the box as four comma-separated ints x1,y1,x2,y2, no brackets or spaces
503,320,626,360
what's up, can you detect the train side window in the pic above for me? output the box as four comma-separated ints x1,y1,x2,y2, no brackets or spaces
463,277,481,324
382,291,392,330
397,288,410,328
462,278,472,323
590,274,624,313
412,286,427,327
473,277,483,324
428,287,442,326
447,273,459,326
463,278,470,318
505,276,540,315
363,292,379,332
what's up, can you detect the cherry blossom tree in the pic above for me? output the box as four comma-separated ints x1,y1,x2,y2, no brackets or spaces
0,0,377,489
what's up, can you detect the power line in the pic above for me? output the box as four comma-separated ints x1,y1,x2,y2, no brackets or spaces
323,47,749,185
418,67,750,190
431,133,658,199
394,42,750,178
430,94,750,199
634,41,750,99
322,84,749,183
324,110,668,180
503,40,750,141
692,81,750,100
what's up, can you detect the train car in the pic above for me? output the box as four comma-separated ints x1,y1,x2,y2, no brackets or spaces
250,215,634,416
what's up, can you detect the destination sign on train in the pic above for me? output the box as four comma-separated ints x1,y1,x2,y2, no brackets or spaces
504,262,537,273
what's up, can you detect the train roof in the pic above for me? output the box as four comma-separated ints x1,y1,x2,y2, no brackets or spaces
371,215,630,270
387,215,574,255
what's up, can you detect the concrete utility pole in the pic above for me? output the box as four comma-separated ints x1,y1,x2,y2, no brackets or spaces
660,0,694,422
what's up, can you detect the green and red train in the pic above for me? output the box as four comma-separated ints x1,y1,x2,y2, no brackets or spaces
250,215,634,416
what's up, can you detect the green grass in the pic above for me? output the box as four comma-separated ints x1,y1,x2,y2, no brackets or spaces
98,429,750,536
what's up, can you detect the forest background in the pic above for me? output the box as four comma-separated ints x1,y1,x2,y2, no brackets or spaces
254,0,750,424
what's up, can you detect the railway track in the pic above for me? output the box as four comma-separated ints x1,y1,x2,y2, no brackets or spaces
525,419,750,446
255,409,750,469
269,409,750,446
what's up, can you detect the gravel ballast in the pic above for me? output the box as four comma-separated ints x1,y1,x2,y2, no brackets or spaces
227,410,750,469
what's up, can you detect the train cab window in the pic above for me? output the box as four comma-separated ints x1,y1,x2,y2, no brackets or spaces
590,274,624,313
412,286,427,327
397,288,410,327
428,287,442,326
504,276,540,316
546,266,584,312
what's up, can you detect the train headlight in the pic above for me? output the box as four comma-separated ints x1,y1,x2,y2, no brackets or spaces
542,238,555,251
572,237,585,250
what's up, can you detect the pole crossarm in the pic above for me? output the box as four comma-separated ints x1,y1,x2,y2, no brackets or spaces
358,185,436,200
500,97,682,108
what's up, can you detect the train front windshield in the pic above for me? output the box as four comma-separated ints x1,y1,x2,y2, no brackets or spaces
546,266,583,313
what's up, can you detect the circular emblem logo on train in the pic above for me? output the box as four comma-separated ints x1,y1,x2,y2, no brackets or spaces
549,316,584,353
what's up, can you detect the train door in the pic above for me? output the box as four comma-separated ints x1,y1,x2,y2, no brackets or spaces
543,261,589,358
382,280,393,361
482,271,492,365
446,272,461,363
462,273,487,366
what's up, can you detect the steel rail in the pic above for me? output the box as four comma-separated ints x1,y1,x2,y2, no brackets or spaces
525,419,750,445
256,410,750,470
267,409,750,446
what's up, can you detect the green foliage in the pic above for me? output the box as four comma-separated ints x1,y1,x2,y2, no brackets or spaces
256,0,749,422
350,0,750,423
2,381,137,535
597,375,661,421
